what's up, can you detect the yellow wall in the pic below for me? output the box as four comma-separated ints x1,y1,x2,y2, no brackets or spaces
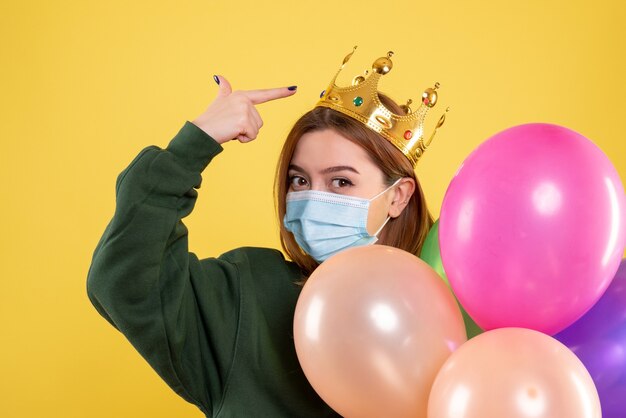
1,0,624,416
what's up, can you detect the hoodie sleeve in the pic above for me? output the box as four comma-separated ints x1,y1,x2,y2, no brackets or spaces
86,121,238,415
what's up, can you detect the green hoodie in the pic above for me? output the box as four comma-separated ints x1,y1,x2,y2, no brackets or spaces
86,121,340,417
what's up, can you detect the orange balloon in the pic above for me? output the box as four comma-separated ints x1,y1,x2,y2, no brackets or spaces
428,328,601,418
293,245,467,418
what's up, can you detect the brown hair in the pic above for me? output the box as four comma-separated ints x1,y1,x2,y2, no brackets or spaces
274,93,434,278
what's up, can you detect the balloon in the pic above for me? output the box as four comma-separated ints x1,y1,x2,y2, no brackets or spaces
294,245,467,418
420,219,483,339
555,259,626,417
439,123,626,335
427,327,601,418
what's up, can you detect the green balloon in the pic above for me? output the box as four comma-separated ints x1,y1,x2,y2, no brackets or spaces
419,219,483,339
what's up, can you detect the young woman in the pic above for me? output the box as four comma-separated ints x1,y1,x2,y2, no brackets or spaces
87,57,436,417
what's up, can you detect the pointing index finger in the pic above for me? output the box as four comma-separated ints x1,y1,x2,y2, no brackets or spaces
242,86,298,105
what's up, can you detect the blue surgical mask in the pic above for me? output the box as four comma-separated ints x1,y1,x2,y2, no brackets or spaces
283,179,401,263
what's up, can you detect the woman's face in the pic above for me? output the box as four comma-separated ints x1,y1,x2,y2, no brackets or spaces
288,128,396,235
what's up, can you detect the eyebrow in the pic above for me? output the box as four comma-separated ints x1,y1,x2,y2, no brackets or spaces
288,164,360,175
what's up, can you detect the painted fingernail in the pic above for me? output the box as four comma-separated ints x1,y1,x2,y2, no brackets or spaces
287,85,297,91
213,75,220,85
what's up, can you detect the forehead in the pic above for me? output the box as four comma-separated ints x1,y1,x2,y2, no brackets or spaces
290,129,377,171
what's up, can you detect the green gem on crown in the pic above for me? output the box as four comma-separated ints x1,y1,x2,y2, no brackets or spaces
353,96,363,106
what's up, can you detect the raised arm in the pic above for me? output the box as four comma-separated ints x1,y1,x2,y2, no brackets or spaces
86,76,297,414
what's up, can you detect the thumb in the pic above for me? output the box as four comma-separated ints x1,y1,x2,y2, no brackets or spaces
214,74,232,98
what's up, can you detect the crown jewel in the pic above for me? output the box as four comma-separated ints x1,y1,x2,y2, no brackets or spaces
315,46,448,167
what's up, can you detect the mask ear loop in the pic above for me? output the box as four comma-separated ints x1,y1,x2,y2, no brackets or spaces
373,215,392,238
370,177,403,239
369,177,403,201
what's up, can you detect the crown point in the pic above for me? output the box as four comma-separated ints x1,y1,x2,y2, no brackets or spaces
342,46,358,67
372,56,393,74
422,87,439,108
352,75,366,86
436,109,449,129
400,98,413,114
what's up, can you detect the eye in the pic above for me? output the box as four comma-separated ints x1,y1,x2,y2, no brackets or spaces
331,178,354,188
289,175,309,190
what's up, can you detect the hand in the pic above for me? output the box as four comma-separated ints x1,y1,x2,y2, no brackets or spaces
191,75,297,145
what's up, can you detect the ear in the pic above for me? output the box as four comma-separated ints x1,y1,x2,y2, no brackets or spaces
388,178,416,218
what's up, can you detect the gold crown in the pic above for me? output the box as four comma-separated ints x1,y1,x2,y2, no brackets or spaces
315,46,448,167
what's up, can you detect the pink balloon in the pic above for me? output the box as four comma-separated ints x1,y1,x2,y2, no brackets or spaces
427,328,601,418
439,123,626,335
293,245,467,418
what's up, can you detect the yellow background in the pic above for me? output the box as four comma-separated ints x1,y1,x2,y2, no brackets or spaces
1,0,624,416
